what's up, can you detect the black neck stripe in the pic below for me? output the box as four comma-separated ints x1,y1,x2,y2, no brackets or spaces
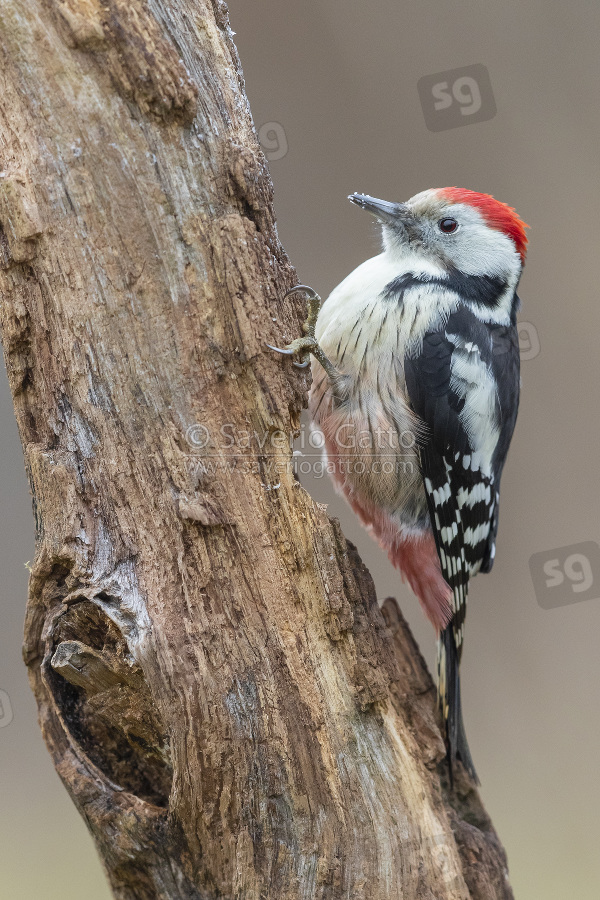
381,268,509,309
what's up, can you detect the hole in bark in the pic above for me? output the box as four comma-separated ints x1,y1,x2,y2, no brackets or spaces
45,600,172,806
238,195,263,234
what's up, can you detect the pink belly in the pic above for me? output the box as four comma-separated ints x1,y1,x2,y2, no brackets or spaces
314,399,452,632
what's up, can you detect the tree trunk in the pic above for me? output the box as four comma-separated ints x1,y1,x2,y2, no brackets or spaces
0,2,514,898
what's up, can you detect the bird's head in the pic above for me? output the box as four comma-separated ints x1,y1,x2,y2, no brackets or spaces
349,187,528,281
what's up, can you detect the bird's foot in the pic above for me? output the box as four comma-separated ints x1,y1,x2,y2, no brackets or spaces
268,333,318,369
267,285,339,379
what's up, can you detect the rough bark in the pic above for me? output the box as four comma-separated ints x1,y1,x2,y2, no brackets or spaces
0,2,513,898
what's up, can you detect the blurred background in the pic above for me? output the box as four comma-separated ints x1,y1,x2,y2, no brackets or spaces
1,0,599,897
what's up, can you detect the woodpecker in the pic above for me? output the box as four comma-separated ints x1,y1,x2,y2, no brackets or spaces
269,187,528,782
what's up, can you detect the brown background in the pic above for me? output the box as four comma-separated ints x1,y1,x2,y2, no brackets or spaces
1,1,599,896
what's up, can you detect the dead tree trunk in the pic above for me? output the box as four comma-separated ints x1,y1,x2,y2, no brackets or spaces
0,2,513,898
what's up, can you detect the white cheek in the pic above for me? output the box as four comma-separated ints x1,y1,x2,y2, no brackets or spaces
447,226,520,278
434,203,522,281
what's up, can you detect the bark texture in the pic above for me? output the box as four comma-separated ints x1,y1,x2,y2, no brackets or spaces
0,2,514,898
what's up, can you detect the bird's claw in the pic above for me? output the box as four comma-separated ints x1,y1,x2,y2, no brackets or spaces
267,334,317,368
267,285,339,380
265,344,295,356
267,285,323,368
288,334,321,368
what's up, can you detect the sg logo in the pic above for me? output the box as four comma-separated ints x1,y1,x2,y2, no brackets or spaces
529,542,600,609
257,122,289,161
0,689,13,728
491,322,541,361
418,64,497,132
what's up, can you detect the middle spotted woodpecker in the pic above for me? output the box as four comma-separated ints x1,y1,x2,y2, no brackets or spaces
269,187,528,782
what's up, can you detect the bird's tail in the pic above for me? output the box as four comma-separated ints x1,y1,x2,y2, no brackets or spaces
437,625,479,785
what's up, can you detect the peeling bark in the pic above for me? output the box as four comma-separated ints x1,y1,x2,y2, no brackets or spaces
0,1,514,897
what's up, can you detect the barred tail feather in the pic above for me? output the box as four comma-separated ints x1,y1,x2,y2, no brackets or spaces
438,625,479,785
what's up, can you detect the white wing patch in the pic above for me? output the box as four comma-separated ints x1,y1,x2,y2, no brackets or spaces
446,332,499,475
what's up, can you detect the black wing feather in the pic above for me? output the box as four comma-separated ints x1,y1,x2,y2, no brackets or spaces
405,306,520,580
404,303,520,781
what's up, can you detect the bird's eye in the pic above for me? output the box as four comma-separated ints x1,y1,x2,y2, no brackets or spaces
439,218,459,234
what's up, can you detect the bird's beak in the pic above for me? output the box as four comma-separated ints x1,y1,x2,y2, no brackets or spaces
348,193,410,225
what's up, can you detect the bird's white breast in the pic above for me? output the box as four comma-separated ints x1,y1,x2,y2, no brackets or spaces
310,252,456,530
315,252,464,374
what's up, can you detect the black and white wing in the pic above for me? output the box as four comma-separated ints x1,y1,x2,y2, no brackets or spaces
404,305,520,611
404,304,520,779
